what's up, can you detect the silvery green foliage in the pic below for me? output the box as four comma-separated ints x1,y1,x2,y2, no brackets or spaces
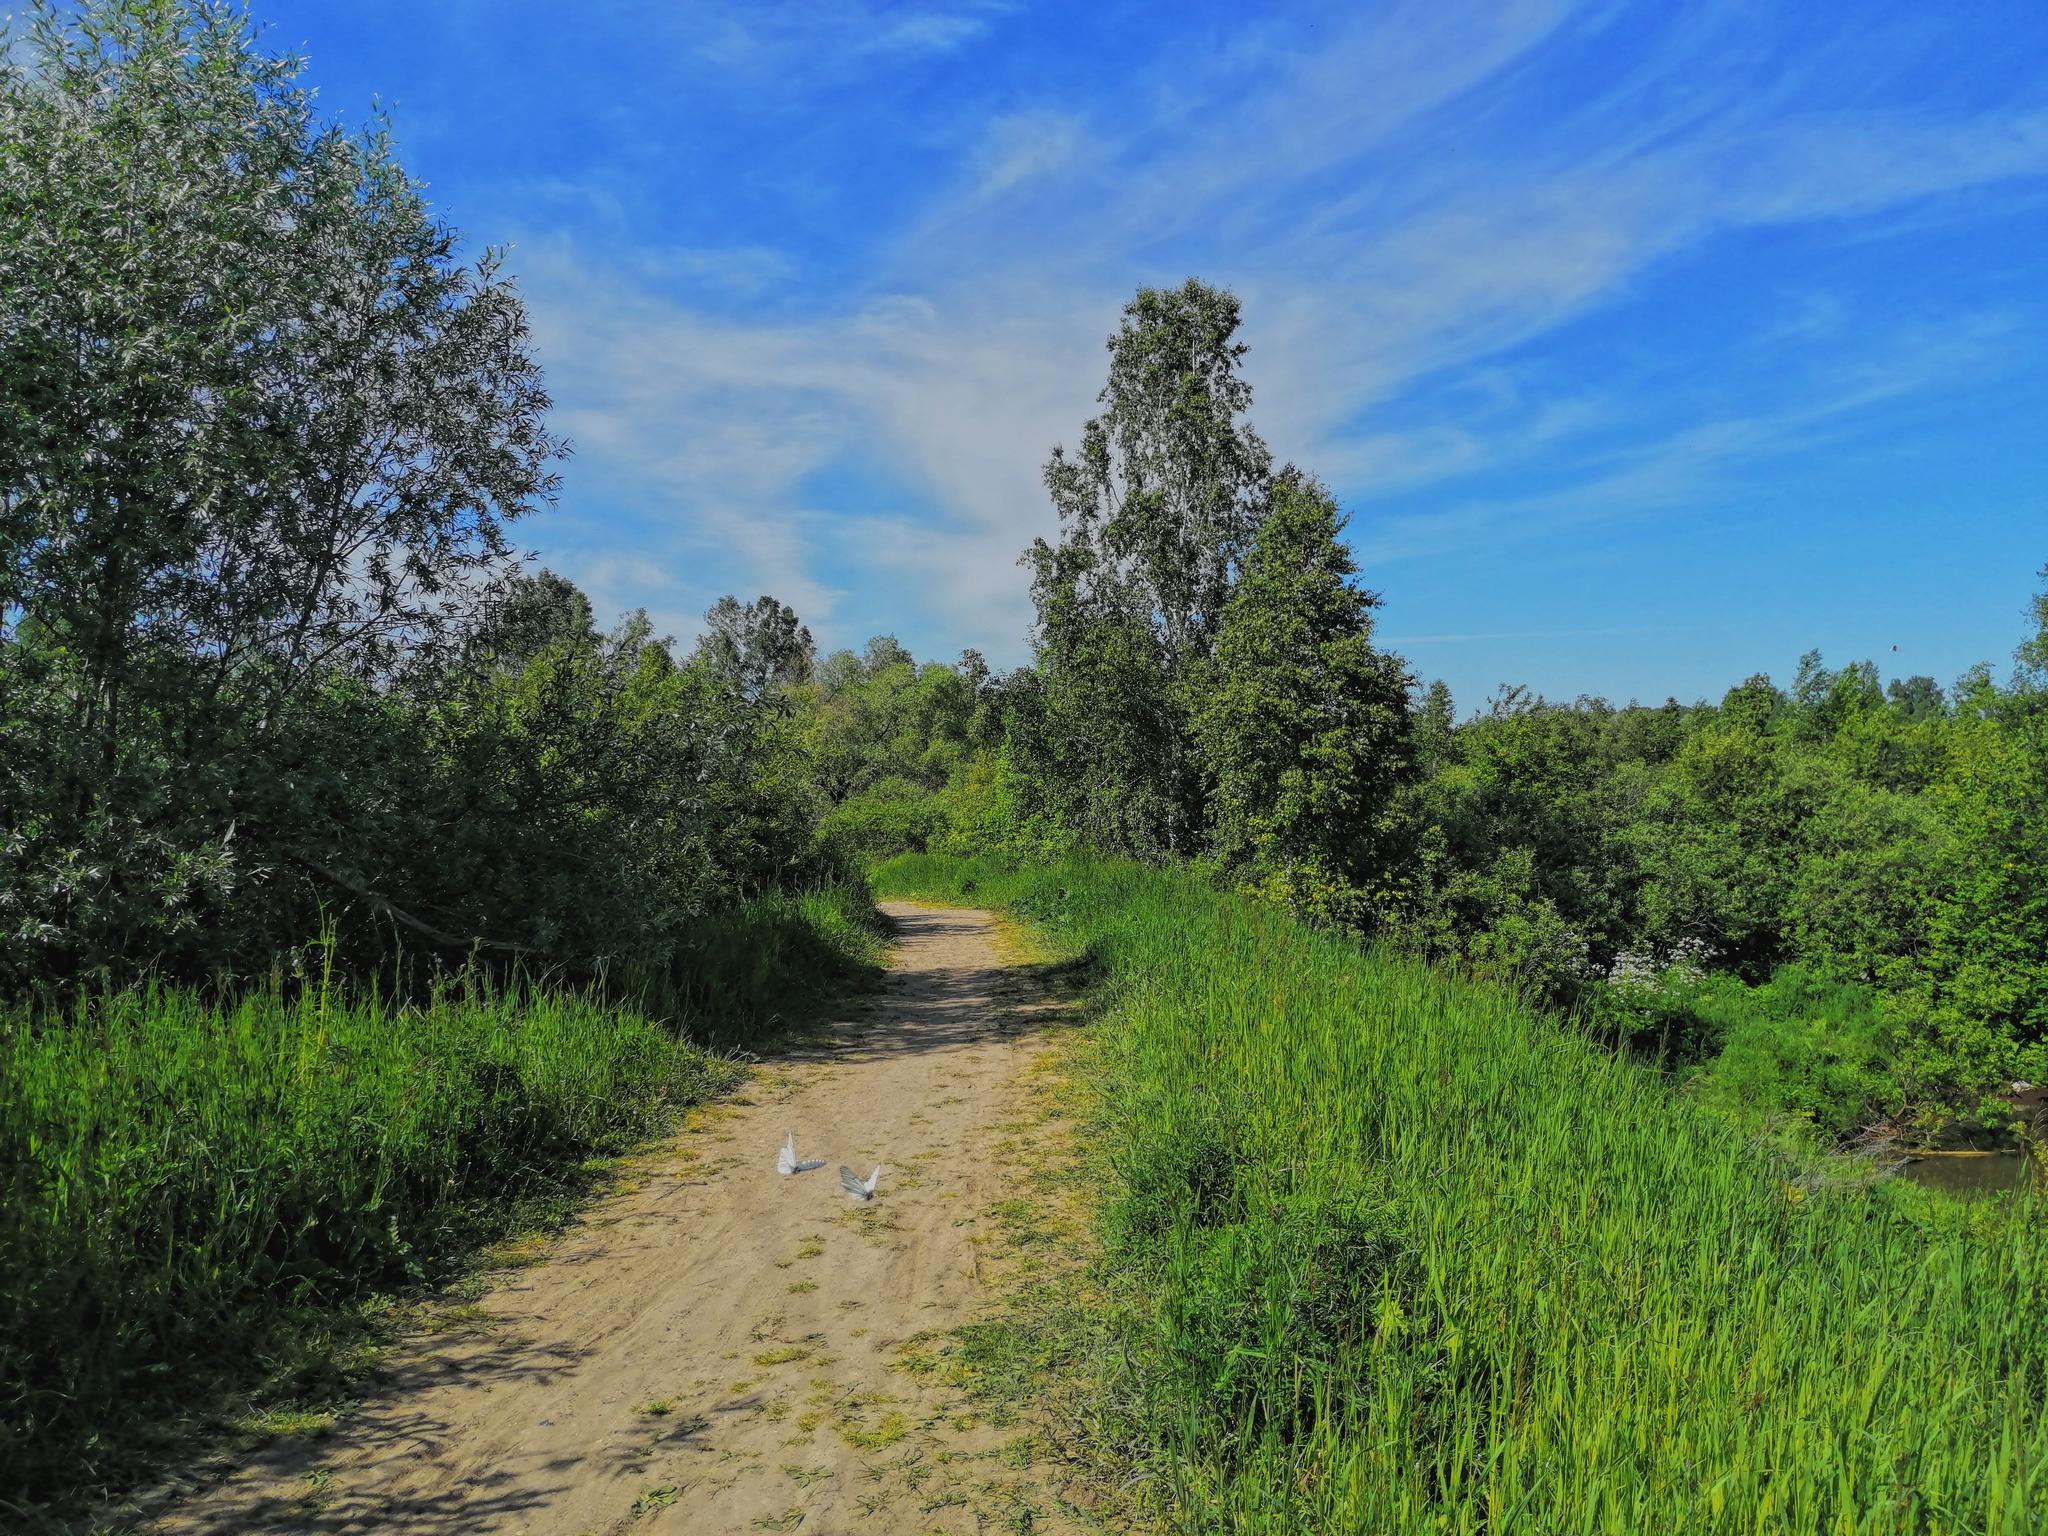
693,594,815,701
1036,278,1273,669
0,0,561,698
0,0,567,982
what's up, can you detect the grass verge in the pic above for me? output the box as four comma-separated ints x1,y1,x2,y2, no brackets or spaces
3,884,887,1528
630,882,893,1050
874,853,2048,1534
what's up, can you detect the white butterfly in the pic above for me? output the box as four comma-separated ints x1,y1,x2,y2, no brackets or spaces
777,1134,826,1176
840,1165,883,1201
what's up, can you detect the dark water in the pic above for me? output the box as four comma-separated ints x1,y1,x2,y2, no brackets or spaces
1899,1152,2042,1198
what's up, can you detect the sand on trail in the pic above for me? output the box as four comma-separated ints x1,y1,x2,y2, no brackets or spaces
140,903,1093,1536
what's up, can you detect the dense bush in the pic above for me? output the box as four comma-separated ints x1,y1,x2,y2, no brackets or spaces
0,3,837,997
1386,639,2048,1129
799,636,987,805
1613,965,1897,1137
630,883,891,1050
819,785,954,863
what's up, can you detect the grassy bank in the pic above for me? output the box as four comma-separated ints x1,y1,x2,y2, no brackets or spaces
631,883,893,1049
873,855,2048,1533
1,885,886,1521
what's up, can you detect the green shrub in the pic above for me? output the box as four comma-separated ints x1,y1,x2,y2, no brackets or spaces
1682,969,1896,1135
1593,966,1900,1137
627,883,888,1048
818,785,954,863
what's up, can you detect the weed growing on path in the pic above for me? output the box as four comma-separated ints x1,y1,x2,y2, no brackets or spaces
630,1483,679,1515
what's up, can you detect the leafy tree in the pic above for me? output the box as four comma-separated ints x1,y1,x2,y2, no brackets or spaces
789,635,999,862
1627,720,1804,978
473,569,599,664
1887,675,1946,723
0,0,558,712
1628,662,1962,993
2018,565,2048,687
1021,278,1272,853
1007,541,1180,853
1783,765,1948,990
1412,680,1457,779
1392,690,1658,990
0,0,565,980
801,635,980,805
388,607,818,965
1718,673,1784,734
1787,652,1884,743
1039,278,1272,664
693,594,815,700
1192,471,1410,912
1899,574,2048,1088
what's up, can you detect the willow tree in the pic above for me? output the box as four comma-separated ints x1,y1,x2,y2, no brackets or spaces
0,0,563,977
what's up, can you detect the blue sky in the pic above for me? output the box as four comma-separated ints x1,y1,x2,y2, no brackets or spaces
257,0,2045,711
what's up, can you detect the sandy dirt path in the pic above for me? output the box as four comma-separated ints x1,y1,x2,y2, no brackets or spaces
139,904,1092,1536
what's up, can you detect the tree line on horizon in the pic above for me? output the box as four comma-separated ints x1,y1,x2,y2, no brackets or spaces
3,0,2045,1139
796,279,2048,1138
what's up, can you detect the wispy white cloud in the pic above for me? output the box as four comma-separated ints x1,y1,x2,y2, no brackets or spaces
969,111,1085,199
679,0,1007,78
522,247,1096,647
1346,301,2025,571
515,0,2048,659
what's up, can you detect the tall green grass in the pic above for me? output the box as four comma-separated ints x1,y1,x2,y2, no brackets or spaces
630,883,892,1048
1622,965,1898,1138
1,885,885,1517
874,855,2048,1534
